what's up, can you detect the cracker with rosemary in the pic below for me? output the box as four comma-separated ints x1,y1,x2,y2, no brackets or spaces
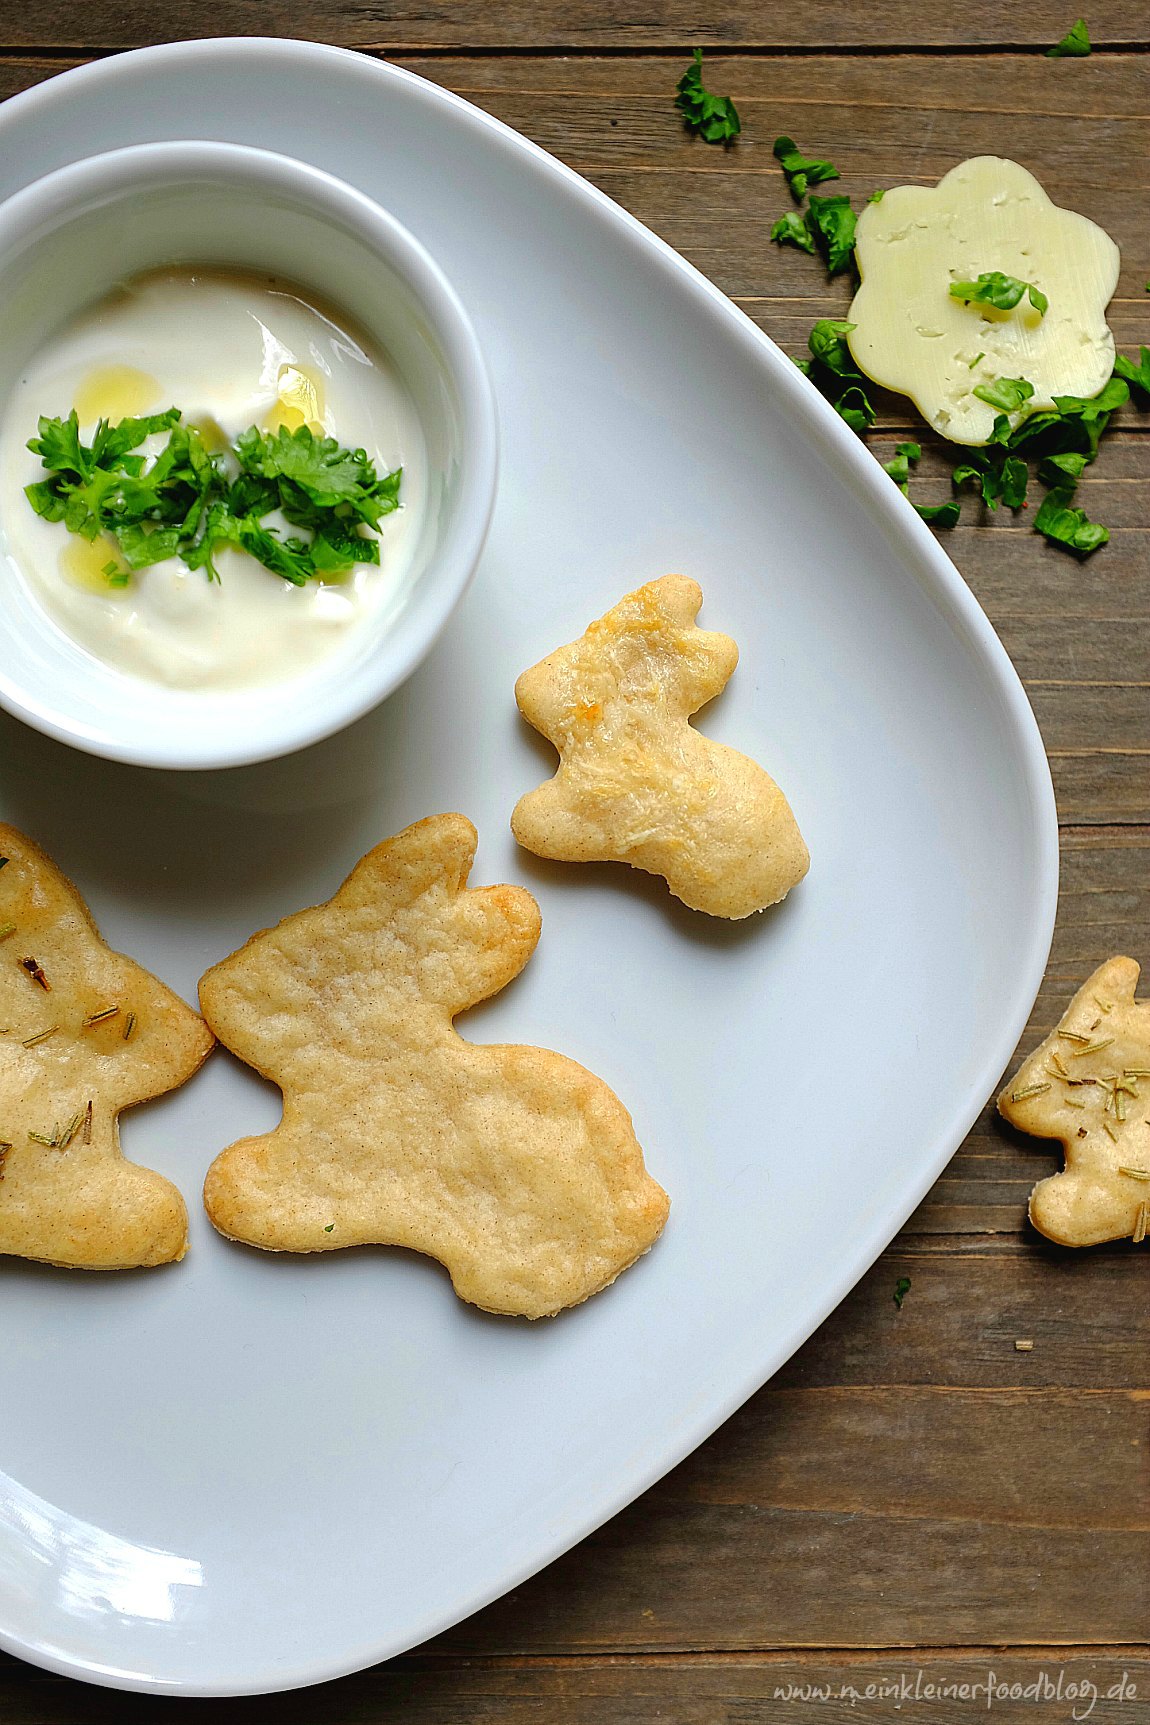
511,576,809,919
0,824,213,1269
200,814,669,1318
998,956,1150,1247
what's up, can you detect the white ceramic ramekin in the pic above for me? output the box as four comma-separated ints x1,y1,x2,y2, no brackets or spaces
0,141,498,768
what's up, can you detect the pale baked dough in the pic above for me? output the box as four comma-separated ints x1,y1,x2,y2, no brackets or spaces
511,575,809,918
200,814,669,1317
998,956,1150,1246
0,824,213,1269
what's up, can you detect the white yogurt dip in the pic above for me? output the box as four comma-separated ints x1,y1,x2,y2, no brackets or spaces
0,270,425,690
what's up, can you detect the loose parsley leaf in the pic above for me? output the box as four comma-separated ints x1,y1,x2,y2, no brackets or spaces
770,210,816,255
914,498,962,528
973,376,1035,414
1046,17,1091,56
868,188,885,204
807,193,858,276
952,446,1028,511
1038,450,1089,488
1114,347,1150,397
675,49,741,144
181,503,242,584
1034,486,1108,554
1007,376,1127,460
235,425,401,541
91,408,181,467
998,457,1030,509
772,135,840,202
27,410,89,480
834,385,876,435
949,271,1048,315
1052,377,1129,419
893,1276,911,1309
24,480,69,523
882,441,922,491
796,321,874,438
882,441,965,520
882,440,957,521
111,522,183,570
232,518,316,587
808,319,859,377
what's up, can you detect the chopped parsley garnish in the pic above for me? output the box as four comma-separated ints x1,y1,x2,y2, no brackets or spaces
882,442,921,490
884,442,961,527
893,1276,911,1309
770,210,816,255
868,188,885,204
773,135,840,202
797,320,877,434
674,50,740,144
952,442,1029,512
26,410,402,588
1046,18,1091,56
949,272,1048,316
972,376,1035,414
768,129,1127,553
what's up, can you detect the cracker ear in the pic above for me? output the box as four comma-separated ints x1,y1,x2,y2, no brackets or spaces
338,814,478,912
435,884,543,1012
647,573,703,626
632,578,738,709
1091,955,1140,1007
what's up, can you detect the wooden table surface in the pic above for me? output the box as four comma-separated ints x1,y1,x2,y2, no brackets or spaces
1,4,1147,1720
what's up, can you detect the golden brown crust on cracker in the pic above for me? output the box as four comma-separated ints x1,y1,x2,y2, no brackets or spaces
0,824,214,1270
200,813,669,1317
511,576,809,919
998,956,1150,1247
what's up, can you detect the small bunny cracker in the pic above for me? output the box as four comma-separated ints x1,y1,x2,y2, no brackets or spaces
998,956,1150,1247
200,814,669,1318
511,575,809,919
0,824,213,1269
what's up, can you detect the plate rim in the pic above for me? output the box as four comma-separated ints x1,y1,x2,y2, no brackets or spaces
0,37,1060,1698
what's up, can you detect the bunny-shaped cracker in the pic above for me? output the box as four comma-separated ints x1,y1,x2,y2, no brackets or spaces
511,576,808,918
0,824,213,1269
201,815,669,1317
999,957,1150,1247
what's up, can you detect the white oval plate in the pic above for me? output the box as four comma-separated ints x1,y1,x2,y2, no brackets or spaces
0,40,1057,1698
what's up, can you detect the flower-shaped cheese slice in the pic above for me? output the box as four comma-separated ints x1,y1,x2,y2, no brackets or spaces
847,156,1120,445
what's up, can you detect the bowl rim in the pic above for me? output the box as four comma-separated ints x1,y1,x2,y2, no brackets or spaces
0,137,499,771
